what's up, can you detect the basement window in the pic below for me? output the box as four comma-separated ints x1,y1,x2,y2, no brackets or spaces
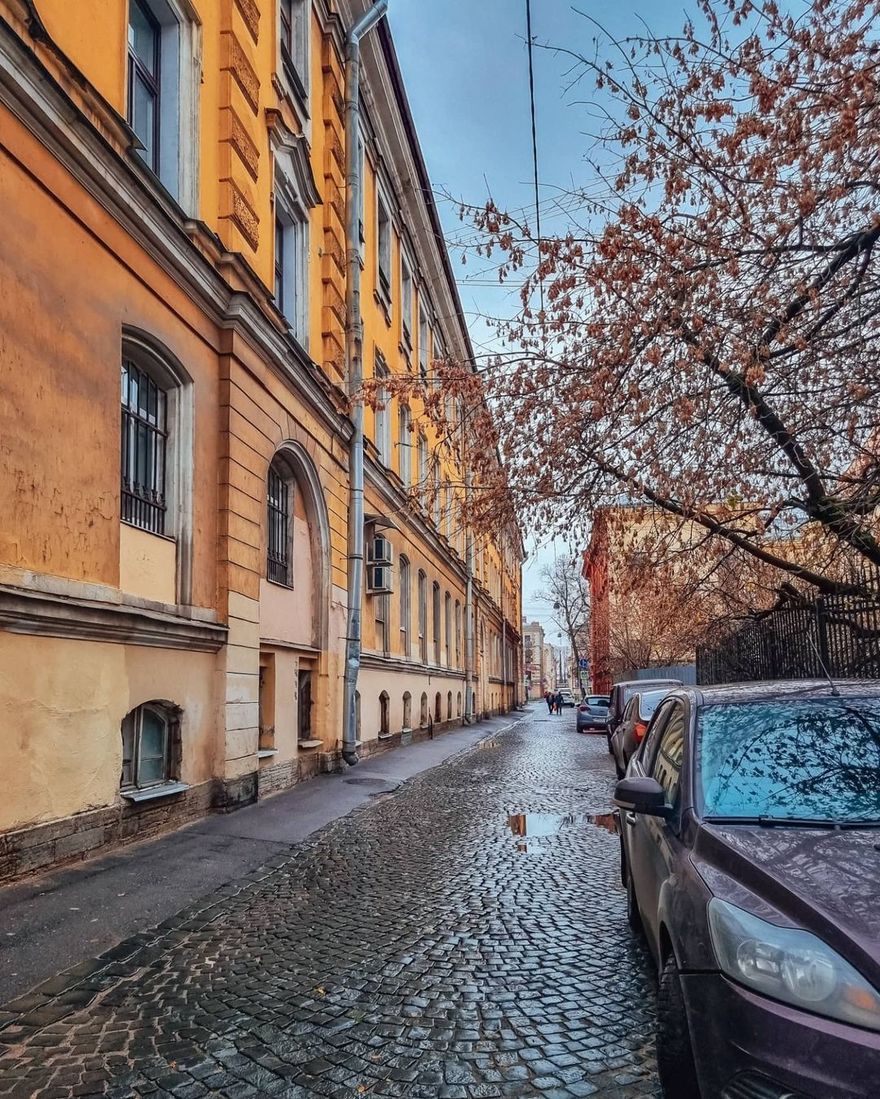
121,702,183,796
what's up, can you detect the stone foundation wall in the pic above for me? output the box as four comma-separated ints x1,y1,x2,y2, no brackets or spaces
256,751,323,799
0,780,216,884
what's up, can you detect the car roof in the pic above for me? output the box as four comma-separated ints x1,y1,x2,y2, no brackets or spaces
670,678,880,705
613,678,681,689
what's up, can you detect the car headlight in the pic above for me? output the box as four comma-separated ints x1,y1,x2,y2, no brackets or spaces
708,898,880,1032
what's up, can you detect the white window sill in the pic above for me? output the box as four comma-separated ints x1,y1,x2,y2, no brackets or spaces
257,748,279,759
378,731,395,740
121,781,189,803
298,738,322,750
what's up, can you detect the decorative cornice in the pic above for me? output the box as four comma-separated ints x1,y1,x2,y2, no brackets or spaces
360,651,466,678
0,585,228,652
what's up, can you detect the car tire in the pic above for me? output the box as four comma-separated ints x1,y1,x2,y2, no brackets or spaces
625,863,643,935
657,954,701,1099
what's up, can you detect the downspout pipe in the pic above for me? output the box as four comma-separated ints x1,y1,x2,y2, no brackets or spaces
464,472,475,723
342,0,389,767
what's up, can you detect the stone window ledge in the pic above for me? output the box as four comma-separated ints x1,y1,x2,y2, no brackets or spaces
297,739,322,750
121,781,189,803
257,748,279,759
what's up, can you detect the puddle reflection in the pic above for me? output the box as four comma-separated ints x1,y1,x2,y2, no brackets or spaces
506,810,619,852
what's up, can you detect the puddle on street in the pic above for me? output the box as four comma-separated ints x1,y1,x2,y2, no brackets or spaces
506,810,618,853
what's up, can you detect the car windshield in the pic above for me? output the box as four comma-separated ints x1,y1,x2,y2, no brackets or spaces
697,698,880,823
587,696,608,708
638,689,669,719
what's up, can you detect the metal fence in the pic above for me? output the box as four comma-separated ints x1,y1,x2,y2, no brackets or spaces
696,593,880,685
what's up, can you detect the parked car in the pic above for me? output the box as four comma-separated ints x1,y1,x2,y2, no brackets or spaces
576,694,610,733
610,687,673,777
557,688,576,707
606,678,681,752
614,680,880,1099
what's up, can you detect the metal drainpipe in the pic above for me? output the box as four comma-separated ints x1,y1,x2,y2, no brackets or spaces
342,0,389,767
464,472,475,723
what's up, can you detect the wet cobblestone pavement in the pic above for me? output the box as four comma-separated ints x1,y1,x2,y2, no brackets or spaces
0,708,661,1098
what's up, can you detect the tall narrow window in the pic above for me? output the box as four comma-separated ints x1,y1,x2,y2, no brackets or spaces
121,359,168,534
375,360,391,466
375,591,389,655
267,461,291,585
274,216,285,309
432,459,441,527
401,253,413,350
418,570,427,663
399,555,410,656
127,0,160,175
377,191,392,305
398,405,412,485
418,434,429,510
444,592,452,665
418,306,430,379
455,600,462,667
280,0,309,95
275,195,309,346
432,582,441,665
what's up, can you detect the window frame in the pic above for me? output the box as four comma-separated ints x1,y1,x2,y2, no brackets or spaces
376,186,393,309
279,0,310,104
121,357,169,536
399,555,410,656
121,703,177,791
267,458,293,587
126,0,200,210
274,190,310,348
127,0,161,176
418,570,428,664
432,581,441,665
374,358,392,467
398,404,412,485
400,249,414,351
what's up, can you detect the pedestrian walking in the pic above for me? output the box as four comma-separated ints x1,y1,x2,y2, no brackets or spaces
555,690,564,714
545,691,553,714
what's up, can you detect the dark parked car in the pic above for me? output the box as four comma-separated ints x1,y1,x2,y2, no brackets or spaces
606,678,681,752
615,680,880,1099
576,694,610,733
610,687,673,777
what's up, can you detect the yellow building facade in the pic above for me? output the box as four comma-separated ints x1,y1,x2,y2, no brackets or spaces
0,0,523,881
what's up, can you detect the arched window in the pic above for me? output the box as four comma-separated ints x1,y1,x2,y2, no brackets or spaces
447,691,452,720
418,571,427,663
399,555,410,656
420,691,428,727
379,691,390,737
267,455,293,586
121,701,180,791
432,582,441,664
456,691,462,717
444,592,451,665
402,691,412,730
434,691,442,723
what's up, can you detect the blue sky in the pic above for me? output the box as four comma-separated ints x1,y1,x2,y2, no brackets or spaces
388,0,690,636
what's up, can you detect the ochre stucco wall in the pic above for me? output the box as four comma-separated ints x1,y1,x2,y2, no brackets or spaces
0,633,217,831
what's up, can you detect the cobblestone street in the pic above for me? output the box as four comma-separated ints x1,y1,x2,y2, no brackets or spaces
0,709,661,1099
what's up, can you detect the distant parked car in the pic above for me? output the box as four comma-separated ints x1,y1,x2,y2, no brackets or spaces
610,687,673,777
606,678,681,752
615,679,880,1099
576,694,610,733
557,688,576,708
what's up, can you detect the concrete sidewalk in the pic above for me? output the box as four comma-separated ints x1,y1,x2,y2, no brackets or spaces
0,714,521,1005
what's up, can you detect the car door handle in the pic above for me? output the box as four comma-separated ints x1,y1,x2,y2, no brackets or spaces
625,812,637,827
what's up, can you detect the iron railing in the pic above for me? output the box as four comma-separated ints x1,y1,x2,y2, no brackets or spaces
697,592,880,684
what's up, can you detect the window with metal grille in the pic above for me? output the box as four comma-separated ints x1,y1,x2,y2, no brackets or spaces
121,359,168,534
127,0,161,175
267,463,291,585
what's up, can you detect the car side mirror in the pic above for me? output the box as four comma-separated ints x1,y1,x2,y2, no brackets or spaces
613,776,672,819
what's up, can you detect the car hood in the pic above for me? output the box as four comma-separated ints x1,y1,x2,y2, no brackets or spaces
695,824,880,980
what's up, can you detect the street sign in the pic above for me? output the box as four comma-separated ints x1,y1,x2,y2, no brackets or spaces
578,658,589,670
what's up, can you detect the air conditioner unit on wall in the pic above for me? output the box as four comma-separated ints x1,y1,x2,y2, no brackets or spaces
367,564,394,594
368,536,393,566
